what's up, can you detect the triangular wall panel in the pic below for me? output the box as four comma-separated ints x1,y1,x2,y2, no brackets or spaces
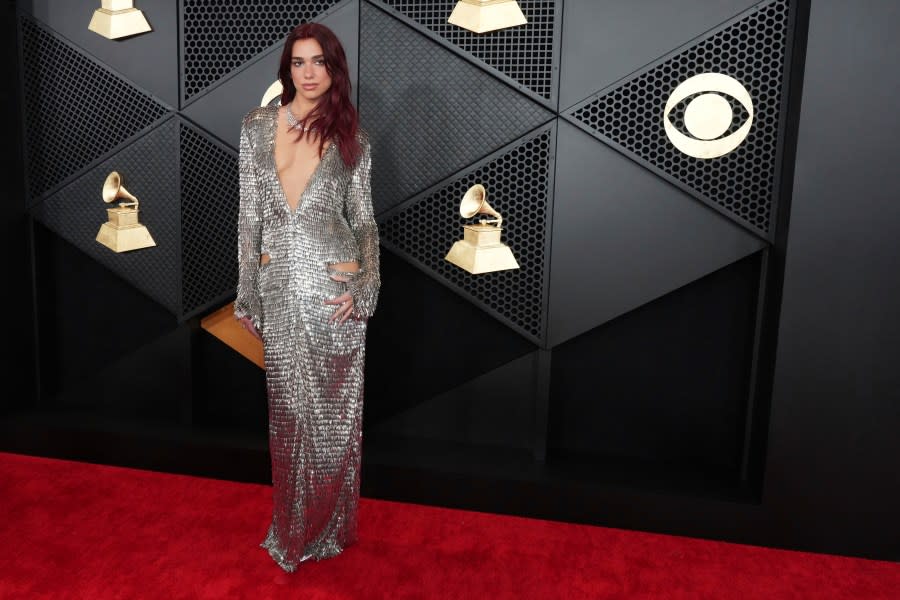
380,124,556,345
359,2,554,216
372,351,537,450
548,120,766,347
564,0,791,237
559,0,760,110
181,0,344,104
365,252,537,424
24,0,180,108
378,0,561,107
19,16,170,204
30,118,182,316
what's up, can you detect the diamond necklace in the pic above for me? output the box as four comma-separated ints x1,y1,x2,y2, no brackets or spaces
285,104,311,133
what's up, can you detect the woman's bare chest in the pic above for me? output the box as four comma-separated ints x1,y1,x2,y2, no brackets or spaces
273,132,328,212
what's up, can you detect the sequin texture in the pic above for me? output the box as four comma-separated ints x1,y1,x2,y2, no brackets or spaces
234,105,380,573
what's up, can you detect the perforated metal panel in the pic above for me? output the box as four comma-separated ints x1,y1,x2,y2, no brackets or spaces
180,121,240,319
360,2,553,216
380,124,555,343
30,118,182,315
379,1,560,104
181,0,342,102
19,16,169,203
565,0,790,236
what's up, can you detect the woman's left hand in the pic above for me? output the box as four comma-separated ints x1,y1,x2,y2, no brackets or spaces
325,291,354,324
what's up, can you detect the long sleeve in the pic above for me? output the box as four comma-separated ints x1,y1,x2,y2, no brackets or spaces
234,118,263,330
344,134,380,319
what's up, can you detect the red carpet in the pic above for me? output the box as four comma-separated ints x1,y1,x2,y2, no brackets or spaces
0,451,896,599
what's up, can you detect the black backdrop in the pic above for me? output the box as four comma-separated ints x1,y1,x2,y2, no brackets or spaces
2,0,898,560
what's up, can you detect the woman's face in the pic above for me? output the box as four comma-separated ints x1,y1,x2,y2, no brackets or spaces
290,38,332,105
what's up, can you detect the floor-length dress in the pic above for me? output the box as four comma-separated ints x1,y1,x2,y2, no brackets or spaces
234,105,380,573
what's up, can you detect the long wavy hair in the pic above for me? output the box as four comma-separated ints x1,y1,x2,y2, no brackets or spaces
278,23,361,168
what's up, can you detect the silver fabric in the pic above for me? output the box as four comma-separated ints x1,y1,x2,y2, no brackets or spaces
234,105,380,573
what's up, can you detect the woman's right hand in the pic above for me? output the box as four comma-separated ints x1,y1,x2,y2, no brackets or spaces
238,315,262,342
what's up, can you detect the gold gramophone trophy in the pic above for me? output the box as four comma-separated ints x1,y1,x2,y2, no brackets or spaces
444,184,519,274
88,1,152,40
95,171,156,252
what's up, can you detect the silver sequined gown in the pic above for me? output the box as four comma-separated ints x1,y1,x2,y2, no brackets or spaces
234,105,380,573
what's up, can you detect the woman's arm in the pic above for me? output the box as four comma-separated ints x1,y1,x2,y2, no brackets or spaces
234,116,264,332
344,133,380,319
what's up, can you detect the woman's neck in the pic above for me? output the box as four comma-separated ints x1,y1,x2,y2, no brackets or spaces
289,99,317,120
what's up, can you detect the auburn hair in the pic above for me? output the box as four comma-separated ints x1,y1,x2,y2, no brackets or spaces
278,23,361,168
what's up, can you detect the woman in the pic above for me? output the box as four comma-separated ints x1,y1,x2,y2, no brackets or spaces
234,22,379,573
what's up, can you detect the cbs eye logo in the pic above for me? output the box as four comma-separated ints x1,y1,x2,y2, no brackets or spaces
663,73,753,159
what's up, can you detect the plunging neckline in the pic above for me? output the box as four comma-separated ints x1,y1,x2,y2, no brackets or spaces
271,110,333,215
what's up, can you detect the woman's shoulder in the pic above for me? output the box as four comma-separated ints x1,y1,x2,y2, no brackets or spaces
354,127,371,150
242,104,279,129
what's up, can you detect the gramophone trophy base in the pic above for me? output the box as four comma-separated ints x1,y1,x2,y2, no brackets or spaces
88,4,152,40
96,207,156,252
445,224,519,274
448,0,528,34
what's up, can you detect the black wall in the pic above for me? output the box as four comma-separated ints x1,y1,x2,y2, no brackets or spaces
2,0,34,415
763,0,900,559
3,0,898,561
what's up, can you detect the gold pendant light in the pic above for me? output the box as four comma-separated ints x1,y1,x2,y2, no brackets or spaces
448,0,527,34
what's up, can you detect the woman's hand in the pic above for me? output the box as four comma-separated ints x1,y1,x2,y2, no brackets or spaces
238,315,262,341
324,291,354,324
